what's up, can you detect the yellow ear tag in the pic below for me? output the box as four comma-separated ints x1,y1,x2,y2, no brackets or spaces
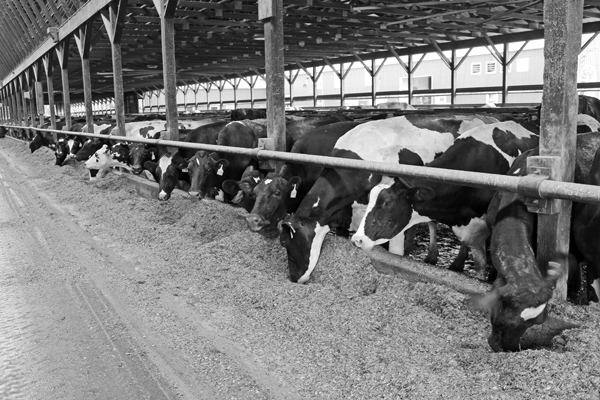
290,184,297,198
217,165,224,176
151,153,156,160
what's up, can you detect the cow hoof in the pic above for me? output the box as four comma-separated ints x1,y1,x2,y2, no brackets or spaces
423,255,438,265
448,261,465,272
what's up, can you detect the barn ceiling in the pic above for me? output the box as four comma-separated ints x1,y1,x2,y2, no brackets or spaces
2,0,600,100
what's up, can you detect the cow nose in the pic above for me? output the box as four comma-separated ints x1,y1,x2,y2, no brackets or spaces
351,235,363,247
188,190,200,197
132,166,143,174
158,191,170,201
245,214,266,232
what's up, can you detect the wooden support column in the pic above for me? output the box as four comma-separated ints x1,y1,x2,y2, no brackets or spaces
11,83,19,124
260,0,286,169
75,21,94,133
537,0,583,299
153,0,179,142
18,75,28,126
25,70,36,127
101,0,128,136
32,63,45,126
56,38,72,130
13,80,22,125
502,45,509,105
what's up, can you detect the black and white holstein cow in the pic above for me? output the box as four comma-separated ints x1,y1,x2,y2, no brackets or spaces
74,123,116,162
84,144,132,180
476,131,600,352
199,115,352,204
243,121,363,234
279,113,500,283
351,120,540,280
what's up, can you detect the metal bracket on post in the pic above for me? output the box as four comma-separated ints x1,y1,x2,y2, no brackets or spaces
521,156,562,214
256,137,275,171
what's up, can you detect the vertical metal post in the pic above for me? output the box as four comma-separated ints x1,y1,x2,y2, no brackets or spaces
371,59,376,106
451,50,457,106
407,55,413,105
537,0,583,299
502,45,509,105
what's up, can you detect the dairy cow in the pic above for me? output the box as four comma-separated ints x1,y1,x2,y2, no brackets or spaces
176,121,231,198
476,132,600,352
221,166,265,212
84,144,132,180
245,121,362,233
199,115,352,203
73,123,115,161
351,120,540,280
279,113,501,283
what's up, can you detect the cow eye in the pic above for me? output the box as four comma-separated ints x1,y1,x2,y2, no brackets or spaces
274,190,281,196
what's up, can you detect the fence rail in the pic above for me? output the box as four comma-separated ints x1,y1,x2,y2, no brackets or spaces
6,124,600,206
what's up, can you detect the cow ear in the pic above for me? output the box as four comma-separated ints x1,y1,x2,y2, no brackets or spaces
408,185,435,203
288,176,302,198
144,161,158,173
222,180,240,195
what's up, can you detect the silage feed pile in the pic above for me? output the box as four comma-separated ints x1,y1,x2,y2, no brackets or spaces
2,137,600,399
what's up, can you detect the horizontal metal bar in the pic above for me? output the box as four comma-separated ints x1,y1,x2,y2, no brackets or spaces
7,124,600,206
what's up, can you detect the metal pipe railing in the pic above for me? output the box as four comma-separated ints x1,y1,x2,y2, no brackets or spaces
6,124,600,205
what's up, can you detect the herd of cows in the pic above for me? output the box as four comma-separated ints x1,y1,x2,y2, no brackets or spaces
5,97,600,352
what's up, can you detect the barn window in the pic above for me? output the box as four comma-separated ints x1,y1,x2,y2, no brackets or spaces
486,61,497,74
471,62,482,75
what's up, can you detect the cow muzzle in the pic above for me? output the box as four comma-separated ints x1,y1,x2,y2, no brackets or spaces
158,190,170,201
351,233,376,250
245,214,269,232
132,165,144,175
188,190,203,199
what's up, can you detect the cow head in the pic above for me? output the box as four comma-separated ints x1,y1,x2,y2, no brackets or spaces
129,143,155,174
65,137,84,159
150,153,189,201
75,138,108,161
474,262,562,352
187,151,229,199
54,138,69,166
351,176,435,250
110,142,131,164
279,215,330,283
29,132,49,153
245,175,302,233
221,166,264,212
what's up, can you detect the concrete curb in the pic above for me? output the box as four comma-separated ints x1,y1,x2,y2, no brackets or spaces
367,246,492,295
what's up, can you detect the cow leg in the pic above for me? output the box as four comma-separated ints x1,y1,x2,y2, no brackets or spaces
470,243,492,282
448,243,468,272
402,226,417,255
423,222,439,265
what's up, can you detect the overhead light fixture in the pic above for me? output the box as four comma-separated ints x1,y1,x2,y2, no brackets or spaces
253,34,264,41
147,64,158,69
